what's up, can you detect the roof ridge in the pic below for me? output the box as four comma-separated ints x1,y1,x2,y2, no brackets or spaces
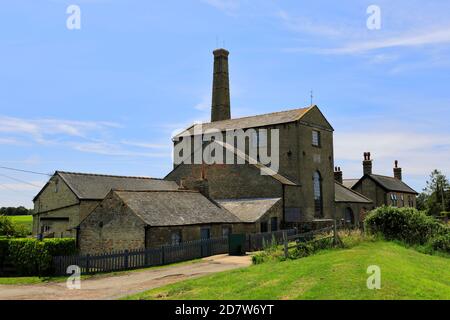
56,171,163,180
192,105,313,126
113,189,198,193
335,181,373,202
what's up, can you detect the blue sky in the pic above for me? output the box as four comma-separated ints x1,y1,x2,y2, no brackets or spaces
1,0,450,208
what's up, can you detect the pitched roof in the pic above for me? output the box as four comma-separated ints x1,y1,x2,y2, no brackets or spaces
335,182,372,203
114,190,240,226
35,171,179,201
367,174,418,194
342,179,359,189
214,140,298,186
175,106,313,138
216,198,282,223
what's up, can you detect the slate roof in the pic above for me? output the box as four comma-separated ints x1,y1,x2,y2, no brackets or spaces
342,179,359,189
335,182,372,203
214,140,298,186
216,198,282,223
35,171,179,201
114,190,240,226
175,106,313,138
367,174,418,194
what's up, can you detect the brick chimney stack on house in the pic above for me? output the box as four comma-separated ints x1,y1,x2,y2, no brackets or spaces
334,167,343,184
363,152,373,175
211,48,231,122
393,160,402,180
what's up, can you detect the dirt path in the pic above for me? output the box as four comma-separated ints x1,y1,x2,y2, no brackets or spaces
0,254,251,300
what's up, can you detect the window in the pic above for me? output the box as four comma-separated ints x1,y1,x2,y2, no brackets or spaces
401,194,405,207
222,226,231,237
312,130,321,147
200,228,210,240
313,171,323,217
171,231,182,245
270,217,278,232
390,194,398,206
54,179,59,193
260,221,268,233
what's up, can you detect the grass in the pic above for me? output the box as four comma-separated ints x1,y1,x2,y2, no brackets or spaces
0,258,202,285
125,240,450,300
9,215,33,234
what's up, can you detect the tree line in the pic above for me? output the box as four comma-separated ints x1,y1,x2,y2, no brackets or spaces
0,206,33,216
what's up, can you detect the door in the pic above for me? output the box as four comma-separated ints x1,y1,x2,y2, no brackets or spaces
200,227,211,257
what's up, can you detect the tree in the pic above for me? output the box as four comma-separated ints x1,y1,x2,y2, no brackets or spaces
423,169,450,216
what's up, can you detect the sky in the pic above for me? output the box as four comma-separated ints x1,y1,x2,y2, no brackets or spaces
0,0,449,208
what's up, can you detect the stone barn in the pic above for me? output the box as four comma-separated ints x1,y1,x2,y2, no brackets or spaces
32,171,178,238
334,181,372,227
78,189,241,254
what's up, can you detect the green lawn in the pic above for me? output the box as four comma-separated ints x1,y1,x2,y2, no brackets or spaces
9,215,33,234
126,241,450,300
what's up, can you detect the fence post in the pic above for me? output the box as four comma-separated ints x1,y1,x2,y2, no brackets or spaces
283,231,288,259
333,219,337,245
124,250,129,269
86,254,90,274
161,246,165,265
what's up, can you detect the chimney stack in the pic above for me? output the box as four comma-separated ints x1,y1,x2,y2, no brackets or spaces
334,166,343,184
211,49,231,122
393,160,402,180
363,152,373,175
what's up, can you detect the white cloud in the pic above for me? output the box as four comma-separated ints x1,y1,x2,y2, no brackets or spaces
310,28,450,55
73,141,170,158
120,140,170,149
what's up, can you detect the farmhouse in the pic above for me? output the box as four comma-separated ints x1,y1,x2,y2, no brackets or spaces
342,153,418,209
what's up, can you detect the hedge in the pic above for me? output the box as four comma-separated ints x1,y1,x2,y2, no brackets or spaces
364,206,450,253
0,238,77,276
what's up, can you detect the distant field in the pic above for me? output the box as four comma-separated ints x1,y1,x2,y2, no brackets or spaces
9,215,33,234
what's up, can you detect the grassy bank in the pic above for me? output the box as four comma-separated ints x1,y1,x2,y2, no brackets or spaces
126,241,450,300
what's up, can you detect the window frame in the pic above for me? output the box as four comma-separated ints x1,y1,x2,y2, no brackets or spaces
312,130,321,147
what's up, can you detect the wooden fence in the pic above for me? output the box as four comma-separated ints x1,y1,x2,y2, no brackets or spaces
53,236,228,276
52,229,298,276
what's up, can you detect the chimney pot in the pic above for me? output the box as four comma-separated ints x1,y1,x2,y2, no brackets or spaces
363,152,373,175
393,160,402,180
334,166,343,184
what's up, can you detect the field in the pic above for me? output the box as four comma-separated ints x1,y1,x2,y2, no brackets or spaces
9,215,33,234
126,241,450,300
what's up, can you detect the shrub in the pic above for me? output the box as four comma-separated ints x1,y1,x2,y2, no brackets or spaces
0,215,30,238
1,238,76,276
0,216,16,237
364,206,448,245
429,234,450,253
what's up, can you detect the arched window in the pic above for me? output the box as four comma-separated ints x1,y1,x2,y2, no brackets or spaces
313,171,323,217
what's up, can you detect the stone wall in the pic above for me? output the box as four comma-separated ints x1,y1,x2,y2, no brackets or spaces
78,193,146,254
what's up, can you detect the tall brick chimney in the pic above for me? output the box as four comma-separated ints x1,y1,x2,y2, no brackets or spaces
363,152,373,175
334,166,343,184
211,49,231,122
393,160,402,180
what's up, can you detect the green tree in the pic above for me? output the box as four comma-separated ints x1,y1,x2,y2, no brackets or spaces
423,169,450,216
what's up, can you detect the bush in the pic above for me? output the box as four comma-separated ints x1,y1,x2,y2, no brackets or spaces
364,206,448,245
429,234,450,253
0,216,16,237
0,215,30,238
0,238,77,276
